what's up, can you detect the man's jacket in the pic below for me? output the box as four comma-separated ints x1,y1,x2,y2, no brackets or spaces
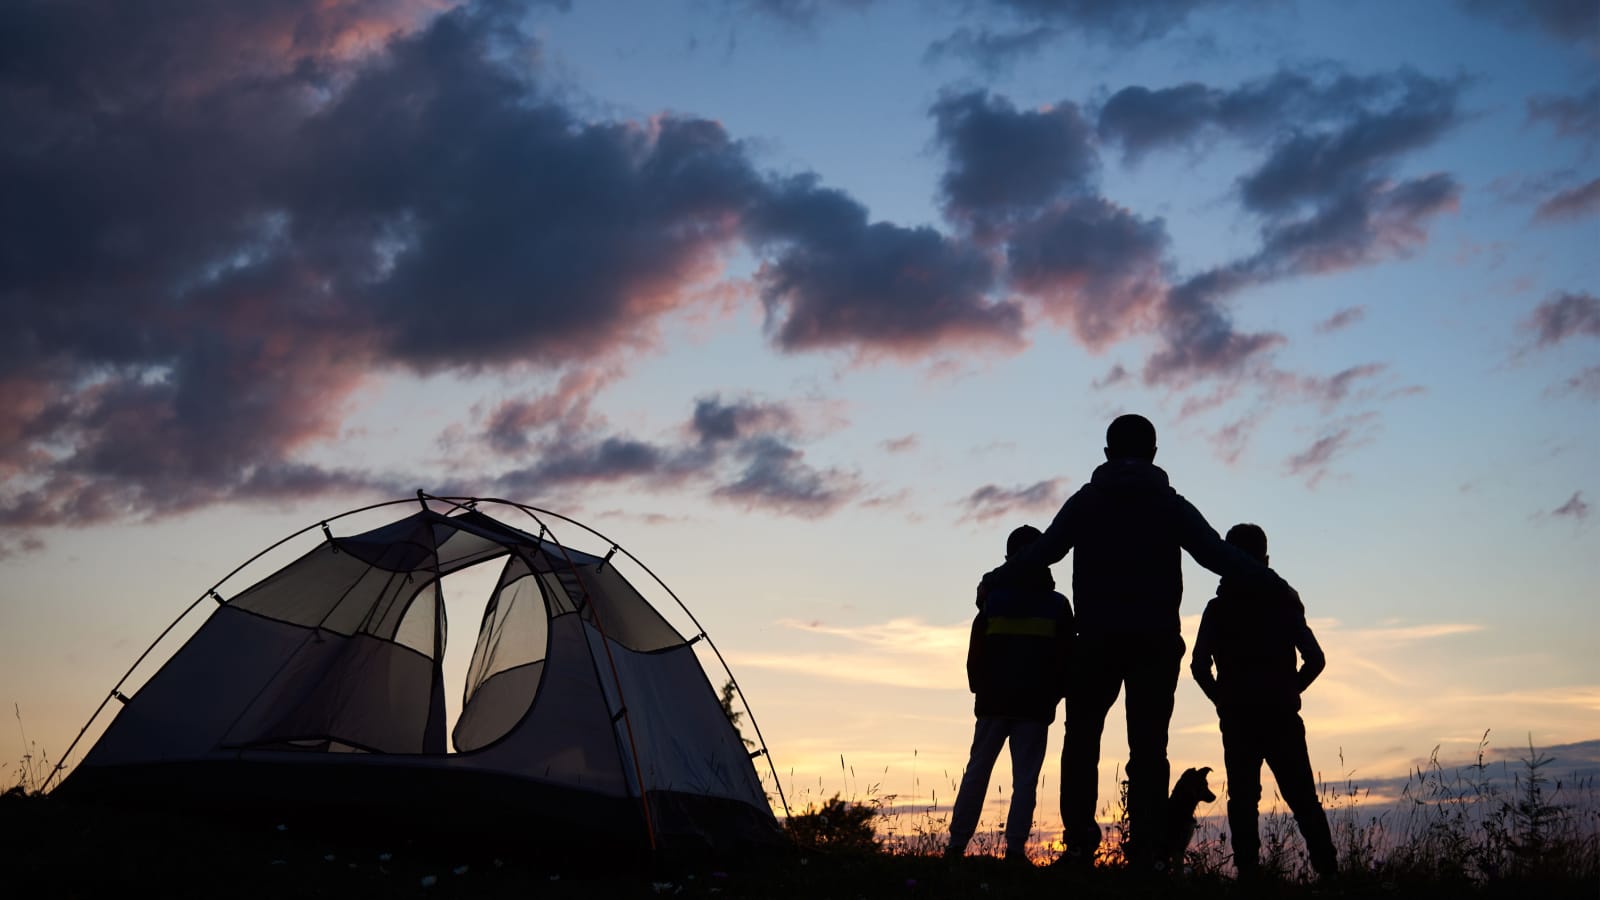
988,459,1281,638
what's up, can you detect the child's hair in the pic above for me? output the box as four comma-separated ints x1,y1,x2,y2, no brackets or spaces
1225,522,1268,563
1006,524,1043,560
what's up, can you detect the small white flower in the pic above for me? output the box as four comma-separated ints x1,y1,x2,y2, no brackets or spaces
452,865,469,876
377,852,392,862
275,824,287,832
420,874,437,888
323,854,336,862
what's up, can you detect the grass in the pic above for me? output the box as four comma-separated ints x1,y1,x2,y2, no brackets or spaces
5,732,1597,898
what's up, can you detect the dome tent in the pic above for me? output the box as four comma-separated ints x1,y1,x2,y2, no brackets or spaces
51,495,787,853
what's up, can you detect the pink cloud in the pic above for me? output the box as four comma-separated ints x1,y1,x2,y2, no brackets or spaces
1534,177,1600,223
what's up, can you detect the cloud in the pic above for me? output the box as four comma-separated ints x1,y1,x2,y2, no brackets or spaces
483,392,862,518
1458,0,1600,51
931,89,1100,235
481,367,619,454
1097,68,1463,387
747,175,1024,359
958,478,1068,523
0,0,786,526
1551,491,1590,521
1005,198,1170,349
1549,365,1600,400
4,0,1039,528
1524,291,1600,347
1315,306,1366,334
1236,76,1462,216
1534,177,1600,223
881,435,920,454
1143,273,1285,384
690,395,799,444
1527,83,1600,143
1284,414,1377,486
923,26,1062,76
713,435,862,518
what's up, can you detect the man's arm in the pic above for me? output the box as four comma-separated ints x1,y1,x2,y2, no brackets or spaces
1174,494,1272,581
1189,608,1220,705
1295,620,1326,693
980,490,1084,599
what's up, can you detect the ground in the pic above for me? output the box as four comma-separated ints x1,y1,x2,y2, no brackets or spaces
1,792,1594,899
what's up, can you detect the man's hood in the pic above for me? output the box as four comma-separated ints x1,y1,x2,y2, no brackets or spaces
1089,458,1171,492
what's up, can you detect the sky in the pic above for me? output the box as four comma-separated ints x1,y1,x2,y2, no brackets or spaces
2,0,1597,842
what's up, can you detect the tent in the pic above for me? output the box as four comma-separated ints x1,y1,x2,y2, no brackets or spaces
52,495,787,853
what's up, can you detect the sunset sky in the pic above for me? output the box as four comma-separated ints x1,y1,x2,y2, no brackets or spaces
2,0,1596,838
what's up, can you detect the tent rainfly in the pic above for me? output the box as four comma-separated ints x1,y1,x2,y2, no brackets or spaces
52,495,786,852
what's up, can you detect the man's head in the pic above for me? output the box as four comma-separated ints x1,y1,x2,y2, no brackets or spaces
1105,413,1157,462
1006,524,1043,560
1225,522,1269,564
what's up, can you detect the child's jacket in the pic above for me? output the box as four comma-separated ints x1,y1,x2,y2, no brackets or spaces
967,571,1073,723
1190,576,1324,716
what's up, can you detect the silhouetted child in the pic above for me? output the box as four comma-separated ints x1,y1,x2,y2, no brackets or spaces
946,524,1073,863
1190,523,1337,881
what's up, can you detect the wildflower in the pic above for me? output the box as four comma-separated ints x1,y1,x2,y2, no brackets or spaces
453,865,469,875
906,878,918,888
323,854,336,862
378,852,393,862
275,824,288,832
420,875,438,888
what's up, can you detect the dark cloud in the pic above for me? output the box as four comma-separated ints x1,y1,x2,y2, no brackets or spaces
929,89,1171,353
1004,198,1169,349
960,474,1062,522
1459,0,1600,50
959,478,1068,523
1524,292,1600,347
923,26,1062,76
931,89,1100,234
1533,177,1600,223
1237,73,1461,216
690,395,798,444
1527,84,1600,143
714,436,861,518
1251,173,1461,275
1551,491,1590,521
1098,68,1455,165
483,393,860,519
1092,68,1463,386
1315,306,1366,334
1145,272,1284,384
0,0,784,526
747,175,1023,358
7,0,966,527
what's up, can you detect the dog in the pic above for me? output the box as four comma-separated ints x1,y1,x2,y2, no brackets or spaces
1166,766,1217,865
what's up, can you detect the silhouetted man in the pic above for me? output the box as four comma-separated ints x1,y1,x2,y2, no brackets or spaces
1190,523,1336,881
948,525,1074,863
982,414,1291,869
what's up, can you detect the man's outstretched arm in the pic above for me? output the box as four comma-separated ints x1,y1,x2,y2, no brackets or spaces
982,490,1083,590
1174,495,1273,581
